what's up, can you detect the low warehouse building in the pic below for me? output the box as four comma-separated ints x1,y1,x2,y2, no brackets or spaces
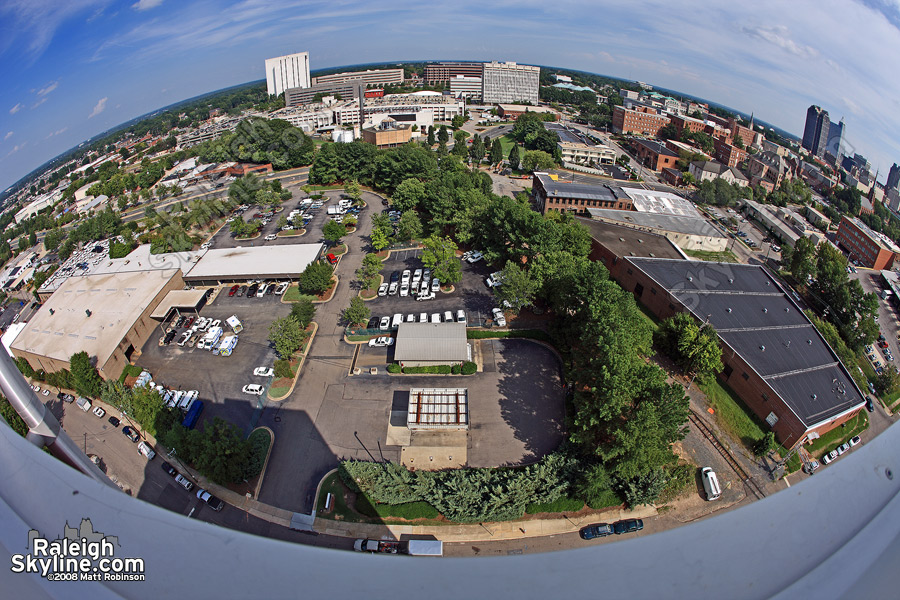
11,269,184,380
394,322,468,368
183,244,324,286
618,258,865,449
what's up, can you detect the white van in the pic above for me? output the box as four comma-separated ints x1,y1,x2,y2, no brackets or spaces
701,467,721,501
138,442,156,461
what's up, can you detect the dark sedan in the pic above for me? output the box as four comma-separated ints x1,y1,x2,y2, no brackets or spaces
121,426,139,443
579,523,614,540
613,518,644,535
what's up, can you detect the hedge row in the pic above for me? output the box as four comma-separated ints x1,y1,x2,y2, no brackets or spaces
386,361,477,375
466,329,552,343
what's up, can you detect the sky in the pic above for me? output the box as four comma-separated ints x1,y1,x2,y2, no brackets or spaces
1,0,900,193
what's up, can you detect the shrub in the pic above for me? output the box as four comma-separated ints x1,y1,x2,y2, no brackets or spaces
242,429,272,479
466,329,552,343
401,365,452,374
451,364,461,374
14,357,35,378
525,496,584,514
387,363,401,373
460,361,477,375
118,364,142,383
274,359,293,379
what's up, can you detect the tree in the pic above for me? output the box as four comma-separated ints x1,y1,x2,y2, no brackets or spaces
397,211,423,241
438,125,449,144
655,313,723,383
277,215,289,229
69,351,103,398
343,296,371,325
469,134,485,165
344,179,362,202
355,252,383,291
0,396,28,438
521,150,557,172
453,129,468,145
28,231,37,247
490,138,503,165
421,235,461,285
451,138,468,158
370,227,390,251
322,220,346,245
494,261,539,313
427,126,435,146
733,135,745,149
753,431,776,457
298,261,334,295
790,236,816,282
392,178,426,212
508,144,521,170
268,316,304,358
290,296,317,327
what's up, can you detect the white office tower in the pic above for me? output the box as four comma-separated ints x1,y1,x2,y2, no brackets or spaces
265,52,311,96
481,61,540,104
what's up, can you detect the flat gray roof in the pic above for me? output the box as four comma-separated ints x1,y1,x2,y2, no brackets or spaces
185,244,324,281
12,269,180,367
626,258,864,427
576,217,686,260
586,208,726,239
395,322,467,363
535,173,625,202
150,289,207,320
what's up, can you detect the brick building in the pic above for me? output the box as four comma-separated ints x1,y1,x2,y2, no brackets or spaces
612,105,670,136
728,118,756,147
714,138,747,168
531,173,632,215
630,139,679,171
835,216,900,269
669,114,707,135
617,258,866,450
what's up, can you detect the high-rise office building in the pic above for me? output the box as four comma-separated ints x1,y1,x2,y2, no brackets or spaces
481,61,540,105
424,61,483,84
887,163,900,192
802,105,830,157
825,119,844,160
265,52,311,96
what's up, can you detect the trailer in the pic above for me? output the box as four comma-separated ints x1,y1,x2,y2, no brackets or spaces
75,396,92,412
352,539,443,556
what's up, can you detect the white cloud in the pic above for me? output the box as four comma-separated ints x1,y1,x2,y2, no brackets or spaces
3,132,12,140
36,81,58,96
31,97,47,109
132,0,164,10
741,25,820,59
6,142,27,157
9,103,23,115
0,0,111,62
88,97,107,118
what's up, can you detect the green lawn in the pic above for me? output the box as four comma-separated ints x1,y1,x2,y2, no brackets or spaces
496,134,518,156
316,472,443,523
635,300,662,332
806,412,869,458
697,378,767,449
684,249,740,263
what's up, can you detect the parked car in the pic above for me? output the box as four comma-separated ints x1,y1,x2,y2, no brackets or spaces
253,367,274,377
388,282,398,296
237,285,247,297
196,489,224,511
228,285,239,296
256,283,269,297
391,313,402,329
492,308,507,327
466,250,484,263
327,253,338,265
379,316,390,330
175,474,194,491
849,435,861,447
368,336,394,347
378,283,388,297
138,442,156,460
122,426,139,443
401,269,411,285
431,278,440,293
579,523,614,540
400,283,410,297
419,312,428,323
457,309,466,323
866,396,875,412
160,461,177,476
242,384,265,395
822,450,838,465
92,406,106,418
264,234,277,241
430,313,441,323
803,459,820,474
612,518,644,535
836,442,851,456
274,282,289,295
405,314,415,322
443,310,453,322
107,416,120,428
177,331,191,346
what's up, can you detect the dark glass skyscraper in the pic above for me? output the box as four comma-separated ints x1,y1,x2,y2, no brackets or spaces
887,163,900,192
802,105,830,157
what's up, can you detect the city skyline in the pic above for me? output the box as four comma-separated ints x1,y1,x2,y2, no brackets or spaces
2,0,900,193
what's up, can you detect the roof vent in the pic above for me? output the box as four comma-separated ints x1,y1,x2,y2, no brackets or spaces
726,308,732,313
784,307,789,312
762,307,768,313
687,276,693,281
811,394,817,400
85,309,92,317
766,281,771,285
728,278,734,284
760,345,765,351
807,339,812,344
49,309,54,315
619,237,625,242
649,253,656,258
637,238,644,243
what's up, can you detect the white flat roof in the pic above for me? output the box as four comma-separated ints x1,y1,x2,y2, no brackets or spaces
184,244,324,281
621,187,701,218
12,270,180,368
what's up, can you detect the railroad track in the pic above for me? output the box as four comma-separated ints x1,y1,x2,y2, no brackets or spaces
688,410,767,501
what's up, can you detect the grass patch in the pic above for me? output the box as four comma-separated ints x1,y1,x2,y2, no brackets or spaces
467,329,552,343
497,133,518,156
525,496,584,514
282,285,303,302
586,490,623,510
316,472,368,523
356,496,440,520
698,378,767,449
806,412,869,458
118,363,142,383
684,249,740,263
268,384,291,397
634,299,662,332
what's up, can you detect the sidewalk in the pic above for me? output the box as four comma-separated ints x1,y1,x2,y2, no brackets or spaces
313,504,657,542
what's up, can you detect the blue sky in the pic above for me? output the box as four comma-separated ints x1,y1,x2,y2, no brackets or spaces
2,0,900,193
